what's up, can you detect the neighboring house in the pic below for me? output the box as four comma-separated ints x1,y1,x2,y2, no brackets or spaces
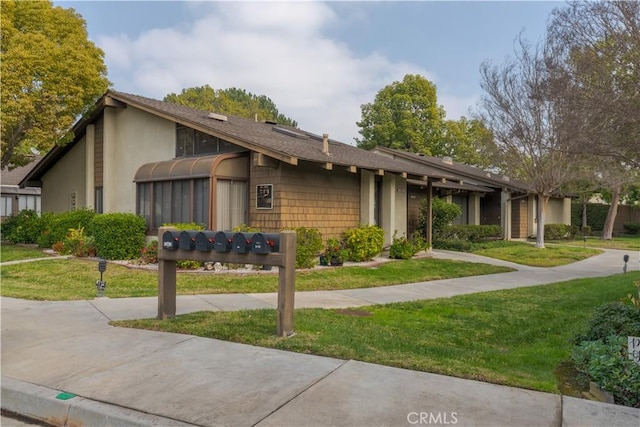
1,159,41,220
371,147,571,239
21,90,460,245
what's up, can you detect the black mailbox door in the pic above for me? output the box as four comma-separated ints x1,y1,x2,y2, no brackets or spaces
232,232,253,253
214,231,233,252
162,231,180,250
195,231,216,252
179,231,198,251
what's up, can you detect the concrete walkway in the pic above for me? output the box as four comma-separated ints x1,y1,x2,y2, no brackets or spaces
1,249,639,426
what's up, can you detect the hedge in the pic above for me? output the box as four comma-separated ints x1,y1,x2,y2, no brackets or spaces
90,213,146,260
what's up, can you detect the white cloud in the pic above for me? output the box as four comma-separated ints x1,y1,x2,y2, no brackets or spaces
97,2,450,144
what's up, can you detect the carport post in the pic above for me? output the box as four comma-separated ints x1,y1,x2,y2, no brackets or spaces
158,227,177,319
277,230,297,337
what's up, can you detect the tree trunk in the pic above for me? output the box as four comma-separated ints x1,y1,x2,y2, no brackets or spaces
582,200,588,228
602,185,621,240
536,194,549,248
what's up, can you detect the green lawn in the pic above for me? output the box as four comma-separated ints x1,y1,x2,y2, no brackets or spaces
113,271,640,395
548,236,640,251
0,244,51,262
0,257,513,300
469,241,602,267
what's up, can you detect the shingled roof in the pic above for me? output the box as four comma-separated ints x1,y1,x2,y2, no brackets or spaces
23,90,458,186
373,146,532,193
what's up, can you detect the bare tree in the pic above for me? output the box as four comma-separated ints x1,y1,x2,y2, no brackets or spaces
548,1,640,239
478,37,573,248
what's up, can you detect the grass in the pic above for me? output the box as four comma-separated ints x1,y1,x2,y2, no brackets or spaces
469,241,602,267
113,271,640,394
0,257,513,301
548,236,640,251
0,244,51,262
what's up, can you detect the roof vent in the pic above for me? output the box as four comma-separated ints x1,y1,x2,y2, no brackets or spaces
207,112,228,122
322,133,329,155
502,176,510,182
442,156,453,165
485,172,491,178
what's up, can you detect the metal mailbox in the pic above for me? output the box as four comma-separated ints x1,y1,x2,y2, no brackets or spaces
178,230,198,251
232,232,254,253
162,230,180,250
214,231,234,252
251,233,280,254
195,231,217,252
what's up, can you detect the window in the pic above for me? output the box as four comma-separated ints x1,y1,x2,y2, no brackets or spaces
18,195,40,214
175,125,244,157
95,187,104,213
1,196,13,217
172,180,191,223
217,180,247,230
154,182,172,227
193,179,210,226
137,183,151,228
137,178,217,230
452,195,468,225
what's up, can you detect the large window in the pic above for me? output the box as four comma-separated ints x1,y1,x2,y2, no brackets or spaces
217,180,247,231
1,196,13,217
18,195,40,214
95,187,104,214
176,125,244,157
137,178,244,231
452,195,469,225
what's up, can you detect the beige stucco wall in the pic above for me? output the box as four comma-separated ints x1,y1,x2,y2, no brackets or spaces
102,107,176,213
41,137,87,213
547,197,570,225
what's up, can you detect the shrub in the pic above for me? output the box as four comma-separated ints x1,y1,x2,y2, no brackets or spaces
417,197,463,238
139,239,158,264
433,239,473,252
90,213,146,260
437,225,502,242
61,226,97,257
581,225,592,236
389,233,419,260
37,209,96,248
291,227,323,269
571,203,609,232
572,302,640,344
544,223,571,240
0,209,43,244
571,336,640,408
341,224,384,262
622,223,640,235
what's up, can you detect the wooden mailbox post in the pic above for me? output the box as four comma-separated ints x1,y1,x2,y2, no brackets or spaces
156,227,297,337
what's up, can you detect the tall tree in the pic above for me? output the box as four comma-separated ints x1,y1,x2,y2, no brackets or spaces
356,74,446,154
356,74,497,168
164,85,298,128
547,1,640,239
1,0,110,169
478,37,573,248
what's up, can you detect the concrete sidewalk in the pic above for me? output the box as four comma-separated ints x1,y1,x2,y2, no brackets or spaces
2,249,639,426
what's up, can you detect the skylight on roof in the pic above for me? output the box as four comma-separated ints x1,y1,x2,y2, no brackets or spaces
273,126,309,139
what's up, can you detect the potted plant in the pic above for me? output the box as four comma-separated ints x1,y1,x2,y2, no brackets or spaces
325,238,347,266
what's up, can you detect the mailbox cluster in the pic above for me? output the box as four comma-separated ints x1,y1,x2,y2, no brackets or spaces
162,230,281,254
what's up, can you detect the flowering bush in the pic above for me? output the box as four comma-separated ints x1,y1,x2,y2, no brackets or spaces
139,240,158,264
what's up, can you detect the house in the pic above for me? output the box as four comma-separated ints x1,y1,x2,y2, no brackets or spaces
21,90,460,245
371,147,572,239
1,159,41,220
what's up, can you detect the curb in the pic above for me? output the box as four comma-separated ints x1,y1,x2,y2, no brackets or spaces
1,377,195,427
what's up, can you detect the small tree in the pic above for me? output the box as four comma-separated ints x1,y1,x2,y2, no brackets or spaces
417,197,462,239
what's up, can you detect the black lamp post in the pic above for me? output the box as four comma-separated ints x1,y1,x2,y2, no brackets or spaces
96,258,107,296
623,254,629,274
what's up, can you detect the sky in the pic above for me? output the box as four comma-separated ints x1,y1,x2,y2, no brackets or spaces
55,0,564,145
